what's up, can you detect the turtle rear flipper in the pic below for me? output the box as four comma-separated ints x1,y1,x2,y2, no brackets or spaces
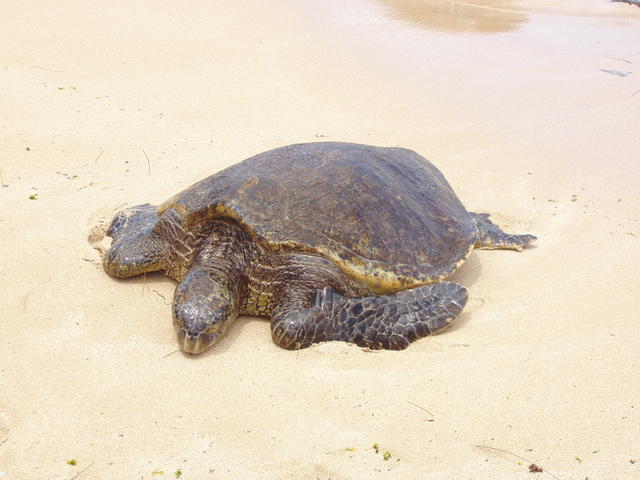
471,212,536,251
271,282,468,350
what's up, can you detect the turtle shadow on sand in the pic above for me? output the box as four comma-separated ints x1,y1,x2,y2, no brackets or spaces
448,250,482,287
97,142,536,354
446,253,483,334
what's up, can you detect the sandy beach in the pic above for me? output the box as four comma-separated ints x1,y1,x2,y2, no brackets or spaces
1,0,640,478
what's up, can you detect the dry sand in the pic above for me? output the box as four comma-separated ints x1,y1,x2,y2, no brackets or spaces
1,0,640,478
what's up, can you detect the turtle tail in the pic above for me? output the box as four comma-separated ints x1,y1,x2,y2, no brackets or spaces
471,212,536,251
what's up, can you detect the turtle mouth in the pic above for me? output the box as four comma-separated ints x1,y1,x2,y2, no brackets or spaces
175,328,220,354
103,258,142,278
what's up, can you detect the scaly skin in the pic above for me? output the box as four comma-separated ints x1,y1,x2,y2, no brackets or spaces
172,222,253,353
271,282,468,350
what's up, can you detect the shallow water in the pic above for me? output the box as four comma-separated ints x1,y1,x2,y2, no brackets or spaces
289,0,640,188
370,0,529,33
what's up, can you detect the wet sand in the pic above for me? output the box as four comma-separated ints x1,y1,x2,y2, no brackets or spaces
1,0,639,478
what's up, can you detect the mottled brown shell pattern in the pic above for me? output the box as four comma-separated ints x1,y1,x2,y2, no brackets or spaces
160,142,476,293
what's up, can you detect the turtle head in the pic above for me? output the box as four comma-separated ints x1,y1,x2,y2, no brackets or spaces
172,269,237,354
103,204,166,278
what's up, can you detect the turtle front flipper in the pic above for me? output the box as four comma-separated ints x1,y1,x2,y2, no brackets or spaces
271,282,468,350
471,212,537,251
103,204,167,277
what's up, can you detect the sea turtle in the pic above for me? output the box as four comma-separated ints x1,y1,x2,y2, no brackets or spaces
103,142,535,354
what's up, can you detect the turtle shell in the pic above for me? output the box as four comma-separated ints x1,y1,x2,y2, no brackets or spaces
160,142,476,293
